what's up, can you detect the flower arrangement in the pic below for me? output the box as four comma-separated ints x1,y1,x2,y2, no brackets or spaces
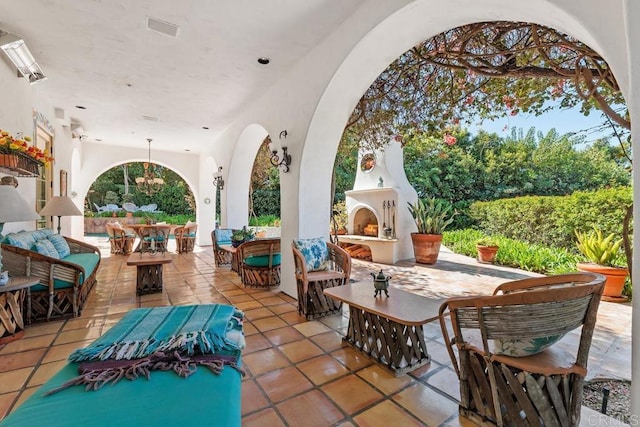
0,129,53,165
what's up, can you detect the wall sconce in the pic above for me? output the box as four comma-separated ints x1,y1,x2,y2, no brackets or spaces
270,130,292,173
213,166,224,190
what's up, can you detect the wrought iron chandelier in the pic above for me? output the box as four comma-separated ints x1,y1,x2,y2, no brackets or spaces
135,138,164,196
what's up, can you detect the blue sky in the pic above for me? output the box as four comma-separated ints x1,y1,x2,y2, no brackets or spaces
471,106,614,143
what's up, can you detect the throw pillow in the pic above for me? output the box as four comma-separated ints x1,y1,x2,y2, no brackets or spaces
215,229,233,244
493,334,564,357
5,232,36,250
293,237,329,272
33,239,60,259
48,234,71,258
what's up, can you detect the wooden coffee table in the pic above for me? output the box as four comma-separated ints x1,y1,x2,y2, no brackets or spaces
324,282,443,376
126,252,173,295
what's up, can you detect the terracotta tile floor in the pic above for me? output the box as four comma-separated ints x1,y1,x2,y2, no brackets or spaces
0,237,631,426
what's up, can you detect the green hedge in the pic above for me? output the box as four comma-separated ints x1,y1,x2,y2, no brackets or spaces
468,187,632,250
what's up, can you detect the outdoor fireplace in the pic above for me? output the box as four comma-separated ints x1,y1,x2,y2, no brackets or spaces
340,139,418,264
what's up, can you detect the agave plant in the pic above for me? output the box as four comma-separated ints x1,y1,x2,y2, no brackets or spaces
407,197,455,234
574,226,623,267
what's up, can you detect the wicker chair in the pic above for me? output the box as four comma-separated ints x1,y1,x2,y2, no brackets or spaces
439,272,605,427
292,240,351,320
105,223,134,255
175,222,198,253
212,229,234,267
237,238,281,288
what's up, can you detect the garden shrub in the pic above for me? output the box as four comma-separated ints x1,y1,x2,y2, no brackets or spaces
468,187,631,250
252,190,280,217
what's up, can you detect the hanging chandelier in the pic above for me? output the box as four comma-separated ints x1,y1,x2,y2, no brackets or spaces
135,138,164,196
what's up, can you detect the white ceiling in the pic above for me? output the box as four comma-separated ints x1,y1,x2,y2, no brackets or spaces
0,0,366,153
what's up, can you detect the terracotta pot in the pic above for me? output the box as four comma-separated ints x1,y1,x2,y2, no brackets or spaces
410,233,442,264
476,245,499,264
576,262,628,298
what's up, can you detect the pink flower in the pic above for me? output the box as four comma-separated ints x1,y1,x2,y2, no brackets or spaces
444,134,457,146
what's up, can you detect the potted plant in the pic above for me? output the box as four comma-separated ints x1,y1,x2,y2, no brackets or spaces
407,197,455,264
575,227,628,299
231,226,255,248
476,237,499,264
331,201,348,235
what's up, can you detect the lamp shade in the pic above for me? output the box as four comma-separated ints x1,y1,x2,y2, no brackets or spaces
39,196,83,217
0,185,40,224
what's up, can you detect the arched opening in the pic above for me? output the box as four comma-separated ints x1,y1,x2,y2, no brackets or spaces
82,162,195,242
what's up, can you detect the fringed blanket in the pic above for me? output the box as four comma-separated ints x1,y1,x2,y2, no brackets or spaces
48,304,245,395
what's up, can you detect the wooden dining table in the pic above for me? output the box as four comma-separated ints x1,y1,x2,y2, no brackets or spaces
126,224,175,252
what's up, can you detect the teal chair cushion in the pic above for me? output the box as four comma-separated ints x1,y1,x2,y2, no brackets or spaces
244,254,281,267
31,253,100,292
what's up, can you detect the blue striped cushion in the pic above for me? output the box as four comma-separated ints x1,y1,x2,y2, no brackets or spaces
48,234,71,258
33,239,60,259
5,232,37,250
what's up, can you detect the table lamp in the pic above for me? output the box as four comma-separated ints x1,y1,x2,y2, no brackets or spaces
0,184,41,276
39,196,83,234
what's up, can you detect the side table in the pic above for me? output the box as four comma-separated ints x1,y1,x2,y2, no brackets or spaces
0,275,39,344
126,252,173,295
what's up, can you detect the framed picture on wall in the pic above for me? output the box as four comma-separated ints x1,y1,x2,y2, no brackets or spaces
60,170,68,197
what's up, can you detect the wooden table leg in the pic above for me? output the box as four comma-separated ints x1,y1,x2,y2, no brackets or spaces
136,263,164,295
0,288,27,344
344,305,430,376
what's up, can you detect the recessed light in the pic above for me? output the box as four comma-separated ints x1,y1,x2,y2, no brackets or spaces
202,126,209,130
95,138,102,142
75,105,86,110
185,148,191,152
257,57,270,65
141,115,159,122
126,83,132,87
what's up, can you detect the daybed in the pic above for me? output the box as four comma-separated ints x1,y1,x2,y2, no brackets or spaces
1,229,101,322
0,304,244,427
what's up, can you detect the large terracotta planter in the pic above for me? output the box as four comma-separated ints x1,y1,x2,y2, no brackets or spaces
411,233,442,264
476,245,499,264
576,262,628,298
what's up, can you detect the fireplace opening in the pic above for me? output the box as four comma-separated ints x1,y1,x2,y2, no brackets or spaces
352,207,378,236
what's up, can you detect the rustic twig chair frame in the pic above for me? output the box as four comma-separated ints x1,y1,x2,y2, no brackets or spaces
439,272,605,427
237,238,281,288
292,241,351,320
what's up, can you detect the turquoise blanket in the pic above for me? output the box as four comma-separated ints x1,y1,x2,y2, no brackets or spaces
69,304,245,362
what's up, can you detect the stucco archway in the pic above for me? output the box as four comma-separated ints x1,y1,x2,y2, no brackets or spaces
298,0,636,410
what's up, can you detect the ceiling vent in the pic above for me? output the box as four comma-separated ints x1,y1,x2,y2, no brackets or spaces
146,17,179,38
